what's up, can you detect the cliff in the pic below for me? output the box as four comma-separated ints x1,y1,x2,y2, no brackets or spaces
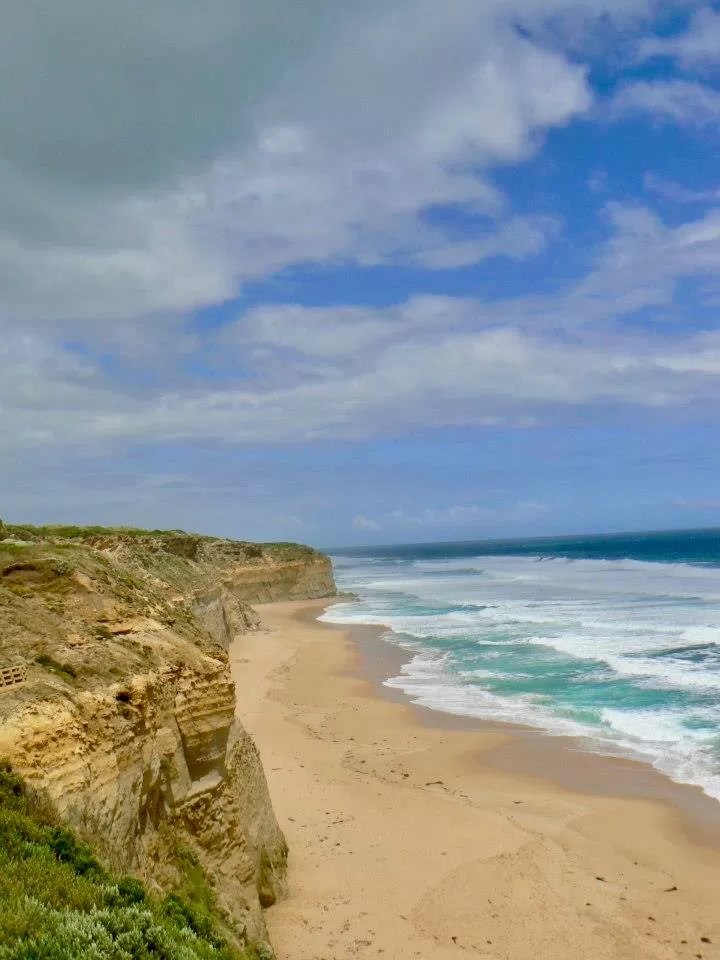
0,524,336,958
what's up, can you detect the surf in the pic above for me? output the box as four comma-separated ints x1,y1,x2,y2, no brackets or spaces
324,531,720,800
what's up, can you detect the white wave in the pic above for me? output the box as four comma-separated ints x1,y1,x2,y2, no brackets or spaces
335,553,720,602
600,707,720,799
382,652,591,738
383,653,720,800
325,551,720,799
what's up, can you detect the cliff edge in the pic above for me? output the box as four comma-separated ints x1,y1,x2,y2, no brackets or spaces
0,523,336,957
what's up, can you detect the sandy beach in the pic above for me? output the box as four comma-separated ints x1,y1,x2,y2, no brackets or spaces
230,600,720,960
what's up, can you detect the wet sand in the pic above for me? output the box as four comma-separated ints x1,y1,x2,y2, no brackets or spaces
230,599,720,960
345,617,720,846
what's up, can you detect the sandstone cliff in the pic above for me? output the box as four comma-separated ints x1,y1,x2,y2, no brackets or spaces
0,525,336,957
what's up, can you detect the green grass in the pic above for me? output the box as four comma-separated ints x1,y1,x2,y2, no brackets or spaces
1,522,326,563
34,655,77,682
2,524,190,542
0,763,264,960
160,833,234,947
258,542,322,559
2,521,321,549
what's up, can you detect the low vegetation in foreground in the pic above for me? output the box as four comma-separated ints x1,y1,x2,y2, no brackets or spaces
0,764,264,960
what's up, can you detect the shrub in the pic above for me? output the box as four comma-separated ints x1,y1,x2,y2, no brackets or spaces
0,764,249,959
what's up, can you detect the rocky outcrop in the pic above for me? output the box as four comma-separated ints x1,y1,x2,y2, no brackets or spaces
0,526,336,954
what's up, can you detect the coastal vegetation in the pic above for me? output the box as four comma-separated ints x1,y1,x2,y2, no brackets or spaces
0,520,321,564
0,763,265,960
1,522,183,541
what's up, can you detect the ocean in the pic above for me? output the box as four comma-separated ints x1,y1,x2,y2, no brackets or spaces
320,529,720,800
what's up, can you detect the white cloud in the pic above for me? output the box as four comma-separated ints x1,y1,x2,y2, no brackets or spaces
222,295,487,366
3,0,719,536
611,80,720,126
413,216,560,269
353,515,381,530
644,174,720,204
569,204,720,319
0,0,648,325
639,8,720,68
2,0,719,472
1,321,717,452
4,203,720,453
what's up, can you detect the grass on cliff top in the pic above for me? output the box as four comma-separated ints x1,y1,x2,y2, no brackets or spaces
1,522,324,560
0,764,266,960
257,542,321,558
2,524,189,541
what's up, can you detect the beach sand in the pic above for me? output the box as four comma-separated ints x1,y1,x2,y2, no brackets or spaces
230,600,720,960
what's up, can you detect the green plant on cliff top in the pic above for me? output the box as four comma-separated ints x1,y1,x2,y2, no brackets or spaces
0,763,265,960
2,523,193,543
2,522,324,559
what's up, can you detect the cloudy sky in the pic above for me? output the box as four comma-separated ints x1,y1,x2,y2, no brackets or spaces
3,0,720,546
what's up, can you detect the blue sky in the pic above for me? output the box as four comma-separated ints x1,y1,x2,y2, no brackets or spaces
2,0,720,546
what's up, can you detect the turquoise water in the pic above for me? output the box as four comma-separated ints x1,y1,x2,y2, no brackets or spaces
321,529,720,799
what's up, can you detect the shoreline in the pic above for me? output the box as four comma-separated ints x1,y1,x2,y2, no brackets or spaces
230,599,720,960
327,610,720,846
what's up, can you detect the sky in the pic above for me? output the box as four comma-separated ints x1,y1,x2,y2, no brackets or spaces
3,0,720,547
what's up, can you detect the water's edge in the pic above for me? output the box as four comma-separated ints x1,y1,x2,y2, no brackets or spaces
325,545,720,801
321,605,720,846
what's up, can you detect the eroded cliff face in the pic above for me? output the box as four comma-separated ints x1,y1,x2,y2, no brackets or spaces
86,532,336,608
0,528,336,955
